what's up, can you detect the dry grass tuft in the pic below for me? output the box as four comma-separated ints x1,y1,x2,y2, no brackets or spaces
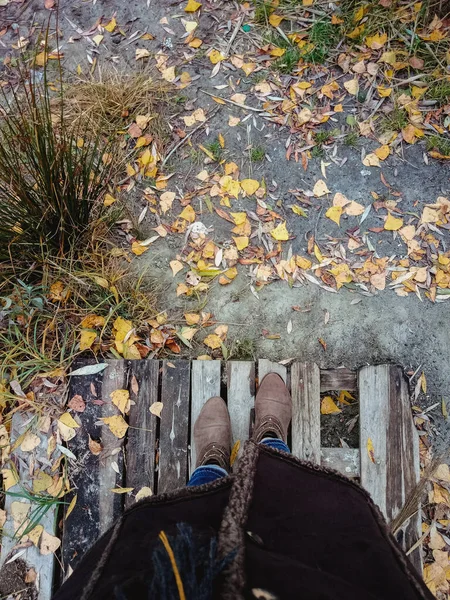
64,68,173,151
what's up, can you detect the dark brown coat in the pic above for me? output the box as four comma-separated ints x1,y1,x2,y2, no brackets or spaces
54,442,433,600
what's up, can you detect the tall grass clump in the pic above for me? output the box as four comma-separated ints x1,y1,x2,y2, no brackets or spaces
0,58,119,260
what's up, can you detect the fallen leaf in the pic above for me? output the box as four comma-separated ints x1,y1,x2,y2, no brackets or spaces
384,213,403,230
179,205,196,222
313,179,330,197
233,236,249,250
362,153,381,167
325,206,343,226
110,389,130,415
111,487,134,494
345,201,365,216
88,435,103,455
68,395,86,412
136,48,150,60
370,272,386,290
367,437,375,463
160,191,175,214
149,401,164,417
59,412,80,429
101,415,129,439
375,145,390,160
344,78,359,95
269,13,283,27
321,396,341,414
365,32,387,49
20,431,41,452
40,530,61,555
185,0,201,11
240,179,259,196
170,260,184,276
271,222,289,241
209,49,225,64
80,329,96,351
80,315,105,329
204,333,222,349
136,486,153,501
104,17,117,32
230,440,240,466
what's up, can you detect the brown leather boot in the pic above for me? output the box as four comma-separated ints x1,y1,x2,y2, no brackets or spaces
193,396,231,471
253,373,292,443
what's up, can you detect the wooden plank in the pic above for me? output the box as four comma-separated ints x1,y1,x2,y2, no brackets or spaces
0,412,60,600
62,360,127,573
320,368,357,392
321,448,360,477
291,362,321,463
258,359,287,383
227,362,255,451
125,360,159,508
359,364,421,570
190,360,221,474
159,360,190,492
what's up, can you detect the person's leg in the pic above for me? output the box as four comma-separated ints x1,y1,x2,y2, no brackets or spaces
187,396,231,487
187,464,228,487
260,437,290,453
253,373,292,452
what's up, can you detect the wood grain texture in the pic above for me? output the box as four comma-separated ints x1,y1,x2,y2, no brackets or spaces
359,364,421,570
321,448,360,477
98,361,127,533
159,360,190,492
320,368,357,392
0,412,60,600
125,360,159,507
291,362,321,463
190,360,221,474
227,362,255,452
63,360,126,573
258,359,287,383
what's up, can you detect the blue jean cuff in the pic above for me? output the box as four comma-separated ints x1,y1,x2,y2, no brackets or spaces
187,464,228,487
260,437,290,454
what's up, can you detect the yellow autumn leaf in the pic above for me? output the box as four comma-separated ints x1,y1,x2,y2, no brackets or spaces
185,0,201,11
296,256,312,269
131,241,149,256
402,124,416,144
230,440,240,466
365,32,387,49
185,313,200,325
110,389,130,415
321,396,341,414
209,49,225,64
113,316,133,342
271,222,289,241
374,145,390,160
104,17,117,32
126,163,137,177
269,13,283,27
325,205,343,226
204,333,222,349
218,133,225,148
230,212,247,226
1,468,18,491
291,205,307,217
367,437,375,463
233,236,249,250
65,495,77,520
111,487,134,494
101,415,129,439
344,78,359,95
80,329,97,351
59,412,80,429
421,372,427,394
313,179,330,197
362,153,380,167
303,0,313,5
384,213,403,231
240,179,259,195
104,193,116,207
377,85,392,97
80,314,105,328
270,47,285,57
189,38,203,48
179,205,196,222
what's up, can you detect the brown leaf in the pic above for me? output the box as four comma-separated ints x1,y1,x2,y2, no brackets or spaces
88,434,103,455
68,394,86,412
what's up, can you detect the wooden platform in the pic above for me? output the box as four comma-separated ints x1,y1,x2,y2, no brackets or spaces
0,360,422,598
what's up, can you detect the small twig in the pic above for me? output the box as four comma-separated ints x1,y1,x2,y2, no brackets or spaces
225,15,244,56
200,89,265,113
161,106,220,167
